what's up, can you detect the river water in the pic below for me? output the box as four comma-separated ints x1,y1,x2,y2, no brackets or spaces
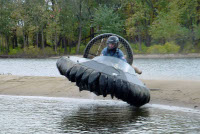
0,58,200,80
1,95,200,134
0,57,200,133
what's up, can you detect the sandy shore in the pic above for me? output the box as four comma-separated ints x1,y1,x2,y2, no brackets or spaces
0,75,200,109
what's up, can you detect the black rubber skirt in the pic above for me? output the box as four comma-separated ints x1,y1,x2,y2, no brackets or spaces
57,57,150,107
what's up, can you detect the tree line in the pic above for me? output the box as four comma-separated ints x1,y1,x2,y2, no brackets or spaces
0,0,200,56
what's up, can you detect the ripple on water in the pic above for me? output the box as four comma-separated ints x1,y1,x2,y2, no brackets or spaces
0,95,200,134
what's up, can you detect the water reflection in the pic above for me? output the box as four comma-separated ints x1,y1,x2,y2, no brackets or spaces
0,95,200,134
61,105,149,133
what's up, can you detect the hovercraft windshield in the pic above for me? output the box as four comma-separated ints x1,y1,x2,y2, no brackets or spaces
92,56,136,75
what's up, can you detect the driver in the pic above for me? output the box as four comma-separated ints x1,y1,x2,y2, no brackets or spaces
101,36,142,74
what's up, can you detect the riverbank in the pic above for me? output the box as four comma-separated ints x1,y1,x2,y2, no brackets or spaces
51,53,200,59
1,75,199,109
1,53,200,59
133,53,200,59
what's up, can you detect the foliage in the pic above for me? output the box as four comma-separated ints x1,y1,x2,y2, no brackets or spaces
164,42,180,53
69,47,76,55
57,47,64,55
194,24,200,40
92,5,124,35
130,43,148,54
79,44,86,54
147,42,180,54
42,47,56,56
181,42,198,53
126,1,150,38
7,46,55,57
8,47,23,55
24,46,41,57
0,0,200,57
147,45,167,54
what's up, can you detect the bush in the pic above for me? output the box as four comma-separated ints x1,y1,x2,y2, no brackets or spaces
196,42,200,52
57,47,64,55
23,46,55,57
0,46,8,54
69,47,76,55
0,50,5,55
43,47,56,56
24,46,40,57
79,44,86,54
147,45,167,54
182,42,200,53
147,42,180,54
9,49,18,55
9,47,23,55
130,43,148,54
182,42,195,53
67,45,86,55
164,42,180,53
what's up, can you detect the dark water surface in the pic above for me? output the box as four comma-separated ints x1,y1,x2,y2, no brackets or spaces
0,58,200,80
0,95,200,134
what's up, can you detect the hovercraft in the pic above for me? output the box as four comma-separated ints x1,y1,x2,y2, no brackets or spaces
56,33,150,107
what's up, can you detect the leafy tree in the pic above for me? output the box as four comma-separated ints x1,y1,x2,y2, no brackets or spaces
58,0,77,54
93,5,124,35
125,0,153,50
0,0,13,53
66,0,90,54
1,0,200,56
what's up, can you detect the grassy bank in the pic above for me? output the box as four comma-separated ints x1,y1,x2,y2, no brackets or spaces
0,45,85,58
131,42,200,54
1,42,200,58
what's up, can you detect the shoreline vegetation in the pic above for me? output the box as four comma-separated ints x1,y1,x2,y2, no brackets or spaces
1,41,200,59
1,53,200,59
0,75,199,110
1,1,200,58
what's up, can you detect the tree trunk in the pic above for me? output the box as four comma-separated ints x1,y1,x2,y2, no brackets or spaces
26,34,29,47
44,34,47,48
0,34,1,53
57,36,62,48
6,35,9,54
138,32,142,51
162,38,166,44
36,32,39,48
69,40,72,54
23,30,26,50
0,34,4,53
76,0,82,54
51,35,54,49
51,0,55,11
90,27,94,40
197,0,200,25
14,32,18,48
64,38,68,54
54,30,57,53
12,30,18,49
76,26,82,54
191,17,195,47
41,28,44,51
145,34,151,47
144,12,151,47
12,36,14,49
